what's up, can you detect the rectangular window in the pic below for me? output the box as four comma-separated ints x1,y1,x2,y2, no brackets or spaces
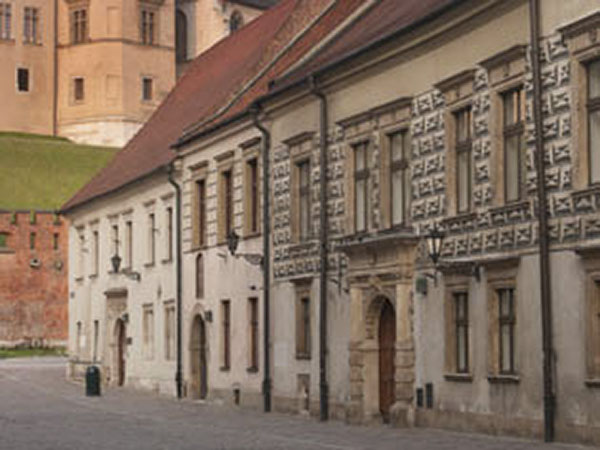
23,7,39,44
248,297,259,371
454,292,469,373
503,88,525,202
92,230,99,276
125,221,133,269
148,213,155,265
389,131,410,226
166,207,173,261
71,8,87,44
142,77,153,101
92,320,99,362
221,300,231,370
111,224,119,259
354,142,369,232
588,60,600,184
29,232,35,250
78,230,85,278
74,77,85,102
0,3,12,40
164,304,176,361
196,179,206,247
455,108,472,213
246,158,259,234
296,295,311,359
498,288,516,374
142,306,154,360
17,68,29,92
0,233,7,248
195,254,204,299
76,321,82,356
140,9,155,45
222,170,233,239
53,233,59,250
297,159,310,241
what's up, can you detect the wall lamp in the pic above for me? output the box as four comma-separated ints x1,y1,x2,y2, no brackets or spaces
227,230,264,267
111,253,142,282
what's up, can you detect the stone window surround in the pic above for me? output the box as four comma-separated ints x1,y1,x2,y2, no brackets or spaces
560,12,600,191
442,271,472,382
484,257,520,384
144,201,156,268
215,150,235,246
575,247,600,386
285,131,315,245
189,160,208,251
139,1,161,46
71,76,85,105
142,303,155,361
163,300,176,361
480,44,528,208
66,0,89,45
240,137,261,238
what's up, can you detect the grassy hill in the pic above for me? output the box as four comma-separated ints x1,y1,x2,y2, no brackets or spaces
0,132,118,211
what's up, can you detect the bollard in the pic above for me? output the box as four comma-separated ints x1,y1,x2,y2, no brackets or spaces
85,365,101,397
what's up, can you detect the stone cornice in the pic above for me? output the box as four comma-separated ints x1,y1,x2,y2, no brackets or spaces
558,11,600,40
479,44,528,71
434,69,477,93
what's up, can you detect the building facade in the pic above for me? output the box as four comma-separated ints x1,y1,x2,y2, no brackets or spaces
0,0,274,146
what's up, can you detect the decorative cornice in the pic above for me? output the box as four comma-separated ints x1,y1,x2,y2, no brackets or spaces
214,149,235,162
337,97,413,129
239,136,261,150
282,131,315,147
434,69,477,93
558,11,600,40
479,44,527,71
188,160,209,171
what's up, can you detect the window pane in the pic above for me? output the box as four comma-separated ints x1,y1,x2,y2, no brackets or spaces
355,145,365,170
391,169,404,225
457,151,470,212
391,132,404,161
300,193,309,239
591,110,600,183
457,326,467,372
456,109,471,142
589,60,600,99
501,324,512,372
505,134,520,201
355,179,366,231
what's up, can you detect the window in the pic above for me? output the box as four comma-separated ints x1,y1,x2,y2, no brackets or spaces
142,77,153,101
195,254,204,299
74,77,85,102
0,233,7,248
220,169,233,241
23,7,39,44
455,107,472,213
454,292,469,374
142,306,154,360
125,221,133,269
248,298,259,371
111,224,119,258
165,207,173,261
92,320,99,362
229,10,243,33
221,300,231,370
17,68,29,92
503,88,526,202
296,293,311,359
52,233,59,250
354,142,369,232
92,230,99,276
147,213,155,265
498,288,516,374
76,321,82,356
0,3,12,40
588,60,600,184
70,7,87,44
588,280,600,379
164,303,176,361
140,8,155,45
245,157,260,235
77,229,85,278
297,160,310,241
389,131,410,226
29,232,35,250
195,179,206,247
175,9,187,63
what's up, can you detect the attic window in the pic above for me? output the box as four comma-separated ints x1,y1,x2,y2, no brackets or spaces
229,10,243,33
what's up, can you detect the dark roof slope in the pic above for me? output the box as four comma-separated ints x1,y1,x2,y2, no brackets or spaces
273,0,461,89
62,0,300,212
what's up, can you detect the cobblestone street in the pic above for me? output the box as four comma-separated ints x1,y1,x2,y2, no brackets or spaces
0,357,591,450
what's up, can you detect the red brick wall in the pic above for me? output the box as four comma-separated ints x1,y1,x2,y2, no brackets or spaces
0,211,68,346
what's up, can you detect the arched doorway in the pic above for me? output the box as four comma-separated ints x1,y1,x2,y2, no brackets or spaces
378,299,396,422
190,315,208,399
115,319,126,386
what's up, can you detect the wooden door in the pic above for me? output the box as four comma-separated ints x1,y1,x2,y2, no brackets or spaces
378,300,396,422
117,320,126,386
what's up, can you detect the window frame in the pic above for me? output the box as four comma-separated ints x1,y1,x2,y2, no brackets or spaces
221,300,231,371
0,3,12,40
23,6,39,44
147,212,156,266
454,292,469,374
296,159,311,242
353,141,370,234
195,253,204,299
164,302,176,361
16,67,29,93
454,107,473,214
73,77,85,103
502,87,526,203
70,6,88,44
497,287,516,375
388,129,411,228
295,285,311,360
587,59,600,186
142,76,153,102
142,304,155,360
140,6,156,46
248,297,259,372
195,177,207,248
244,156,260,236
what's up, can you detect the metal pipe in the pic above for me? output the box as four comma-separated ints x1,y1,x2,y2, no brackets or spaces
52,0,58,136
529,0,555,441
252,106,272,413
310,75,329,421
168,162,184,399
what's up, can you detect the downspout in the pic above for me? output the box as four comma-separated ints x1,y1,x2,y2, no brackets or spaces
252,106,272,413
168,162,184,399
310,75,329,422
529,0,555,442
53,0,58,136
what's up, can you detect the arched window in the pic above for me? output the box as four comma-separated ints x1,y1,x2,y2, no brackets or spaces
229,10,243,34
176,9,188,63
196,253,204,298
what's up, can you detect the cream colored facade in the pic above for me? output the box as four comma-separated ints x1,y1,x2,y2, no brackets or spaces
1,0,268,146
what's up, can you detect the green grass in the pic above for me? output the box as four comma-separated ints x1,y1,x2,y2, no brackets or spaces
0,347,66,359
0,133,119,211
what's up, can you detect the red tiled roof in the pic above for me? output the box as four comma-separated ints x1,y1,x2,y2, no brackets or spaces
62,0,301,212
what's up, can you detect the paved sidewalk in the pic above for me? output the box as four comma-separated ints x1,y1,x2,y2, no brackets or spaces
0,357,591,450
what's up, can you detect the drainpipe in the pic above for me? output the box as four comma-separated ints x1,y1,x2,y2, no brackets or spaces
252,105,272,413
53,0,58,136
529,0,555,442
168,162,183,399
310,75,329,422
